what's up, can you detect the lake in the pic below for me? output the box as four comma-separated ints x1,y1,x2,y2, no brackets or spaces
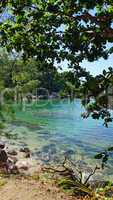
3,99,113,179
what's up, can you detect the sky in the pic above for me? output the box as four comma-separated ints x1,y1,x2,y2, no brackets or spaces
81,42,113,76
60,53,113,76
81,54,113,76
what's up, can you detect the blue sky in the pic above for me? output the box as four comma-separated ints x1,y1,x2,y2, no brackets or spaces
81,42,113,76
81,54,113,76
60,54,113,76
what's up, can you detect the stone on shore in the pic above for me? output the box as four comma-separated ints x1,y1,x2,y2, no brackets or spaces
16,161,29,171
8,150,18,156
0,149,8,163
0,141,5,149
19,147,31,159
16,160,31,171
19,147,30,153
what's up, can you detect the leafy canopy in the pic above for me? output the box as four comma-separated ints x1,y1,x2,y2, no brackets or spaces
0,0,113,63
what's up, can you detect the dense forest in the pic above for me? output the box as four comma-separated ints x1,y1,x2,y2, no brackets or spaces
0,48,86,99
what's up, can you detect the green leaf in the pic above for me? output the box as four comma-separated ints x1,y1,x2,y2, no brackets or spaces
107,147,113,151
94,153,103,159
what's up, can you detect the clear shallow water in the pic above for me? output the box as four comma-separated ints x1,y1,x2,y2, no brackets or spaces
3,99,113,178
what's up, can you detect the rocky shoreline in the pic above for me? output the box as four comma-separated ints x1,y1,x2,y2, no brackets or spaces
0,141,113,199
0,140,42,175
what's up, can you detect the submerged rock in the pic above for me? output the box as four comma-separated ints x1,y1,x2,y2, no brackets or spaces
64,149,74,157
41,154,50,163
4,132,18,140
19,147,31,158
8,150,18,156
32,144,57,163
20,147,30,153
42,144,57,155
18,142,28,149
24,152,31,158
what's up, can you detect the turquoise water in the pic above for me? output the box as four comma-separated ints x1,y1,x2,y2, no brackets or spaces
4,99,113,177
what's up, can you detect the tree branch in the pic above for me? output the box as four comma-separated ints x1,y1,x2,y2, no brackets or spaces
84,166,100,185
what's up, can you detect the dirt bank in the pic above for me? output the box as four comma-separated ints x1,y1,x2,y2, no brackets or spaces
0,177,90,200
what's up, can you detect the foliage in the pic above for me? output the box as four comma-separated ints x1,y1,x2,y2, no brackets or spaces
0,0,113,61
0,0,113,124
95,146,113,169
81,67,113,126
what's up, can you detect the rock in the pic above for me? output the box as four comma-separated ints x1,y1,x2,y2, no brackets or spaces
20,142,28,147
41,154,50,162
8,150,18,156
8,156,18,164
7,160,19,174
15,160,31,171
42,144,57,155
20,147,30,153
64,149,74,157
24,152,31,158
19,165,29,171
16,162,28,171
9,165,19,174
0,149,8,163
0,141,5,149
20,147,31,158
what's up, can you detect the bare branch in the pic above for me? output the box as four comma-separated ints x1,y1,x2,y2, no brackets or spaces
84,166,100,185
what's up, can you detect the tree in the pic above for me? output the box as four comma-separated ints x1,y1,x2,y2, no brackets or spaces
0,0,113,123
0,0,113,61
